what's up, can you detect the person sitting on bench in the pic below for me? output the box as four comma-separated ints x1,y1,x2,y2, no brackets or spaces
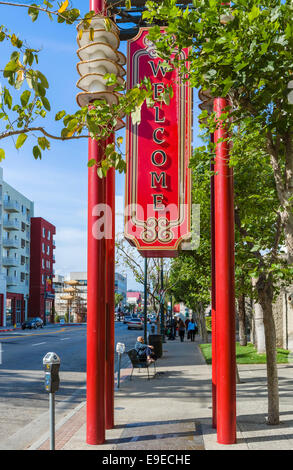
134,336,157,364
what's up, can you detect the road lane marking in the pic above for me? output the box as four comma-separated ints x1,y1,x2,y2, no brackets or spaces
32,342,46,346
60,338,70,341
0,328,68,340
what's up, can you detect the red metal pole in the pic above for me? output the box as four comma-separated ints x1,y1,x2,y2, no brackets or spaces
213,97,236,445
105,135,115,430
86,0,107,446
86,138,106,445
210,133,217,429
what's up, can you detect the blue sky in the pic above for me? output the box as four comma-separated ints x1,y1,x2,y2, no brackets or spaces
0,2,131,283
0,2,201,290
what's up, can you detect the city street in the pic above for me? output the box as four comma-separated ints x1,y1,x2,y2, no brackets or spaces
0,320,151,450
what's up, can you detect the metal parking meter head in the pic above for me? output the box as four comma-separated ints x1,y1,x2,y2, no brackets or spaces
43,352,61,393
116,342,125,354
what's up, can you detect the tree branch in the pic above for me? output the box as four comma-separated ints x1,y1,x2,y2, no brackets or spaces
266,130,286,205
0,1,72,23
0,127,88,141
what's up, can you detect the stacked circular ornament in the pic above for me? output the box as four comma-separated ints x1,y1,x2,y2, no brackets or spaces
198,88,214,125
76,15,126,131
198,88,213,114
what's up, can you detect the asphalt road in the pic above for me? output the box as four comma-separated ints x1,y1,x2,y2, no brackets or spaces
0,320,152,449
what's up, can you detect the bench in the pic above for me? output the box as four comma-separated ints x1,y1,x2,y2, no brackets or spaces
127,349,157,380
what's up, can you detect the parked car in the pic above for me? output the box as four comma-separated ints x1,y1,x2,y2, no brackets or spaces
127,318,143,330
123,315,132,324
21,317,44,330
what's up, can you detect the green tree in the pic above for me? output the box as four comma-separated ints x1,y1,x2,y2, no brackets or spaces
115,293,123,307
142,0,293,427
169,123,293,424
144,0,293,264
0,1,156,172
116,236,172,315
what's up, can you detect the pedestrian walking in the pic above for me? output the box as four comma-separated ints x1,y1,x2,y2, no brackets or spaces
170,317,177,338
187,318,197,342
178,319,185,342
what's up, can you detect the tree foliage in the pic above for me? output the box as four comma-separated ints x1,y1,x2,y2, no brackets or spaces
144,0,293,262
0,1,167,176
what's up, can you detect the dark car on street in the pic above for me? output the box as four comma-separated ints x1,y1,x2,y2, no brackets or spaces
21,317,44,330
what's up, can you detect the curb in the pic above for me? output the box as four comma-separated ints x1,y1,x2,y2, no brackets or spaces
27,401,86,450
0,328,21,333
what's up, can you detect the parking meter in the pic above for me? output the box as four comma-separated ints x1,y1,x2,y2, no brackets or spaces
116,342,125,355
43,352,60,393
116,343,125,389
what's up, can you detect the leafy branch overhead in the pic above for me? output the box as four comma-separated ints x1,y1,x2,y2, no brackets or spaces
0,1,174,174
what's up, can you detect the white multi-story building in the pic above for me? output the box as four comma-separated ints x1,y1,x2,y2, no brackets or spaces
0,168,34,326
53,274,65,318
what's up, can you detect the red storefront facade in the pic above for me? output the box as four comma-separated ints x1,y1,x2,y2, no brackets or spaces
29,218,56,323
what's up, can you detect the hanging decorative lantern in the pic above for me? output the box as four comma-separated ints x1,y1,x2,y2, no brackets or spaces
76,14,126,131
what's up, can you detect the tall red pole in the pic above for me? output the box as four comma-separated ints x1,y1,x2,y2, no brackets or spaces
87,137,106,445
210,133,217,429
213,97,236,445
86,0,107,445
105,135,115,430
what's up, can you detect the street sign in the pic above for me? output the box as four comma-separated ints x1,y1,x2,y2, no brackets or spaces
125,28,192,257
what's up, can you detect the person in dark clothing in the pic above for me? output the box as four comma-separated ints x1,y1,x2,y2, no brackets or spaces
178,319,186,342
169,317,177,339
135,336,156,363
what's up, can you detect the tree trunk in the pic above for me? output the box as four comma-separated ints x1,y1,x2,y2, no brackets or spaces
236,365,241,384
238,293,247,346
283,208,293,265
252,278,266,354
256,275,279,425
198,302,209,343
254,300,266,354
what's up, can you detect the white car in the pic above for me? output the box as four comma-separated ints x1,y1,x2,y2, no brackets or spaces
127,318,143,330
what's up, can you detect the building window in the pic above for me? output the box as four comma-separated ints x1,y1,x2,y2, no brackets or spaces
43,227,46,238
47,245,50,255
48,230,51,240
42,242,45,253
42,258,45,268
42,274,45,285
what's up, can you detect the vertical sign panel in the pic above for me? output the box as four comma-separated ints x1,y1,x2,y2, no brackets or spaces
125,28,191,257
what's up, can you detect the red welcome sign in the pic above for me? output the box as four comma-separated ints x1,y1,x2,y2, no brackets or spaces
125,28,191,257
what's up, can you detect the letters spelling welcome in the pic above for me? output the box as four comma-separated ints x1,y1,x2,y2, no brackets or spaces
148,59,169,213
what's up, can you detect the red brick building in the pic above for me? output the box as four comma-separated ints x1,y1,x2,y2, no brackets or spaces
29,218,56,323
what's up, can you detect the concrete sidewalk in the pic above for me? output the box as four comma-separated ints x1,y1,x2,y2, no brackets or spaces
28,336,293,451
